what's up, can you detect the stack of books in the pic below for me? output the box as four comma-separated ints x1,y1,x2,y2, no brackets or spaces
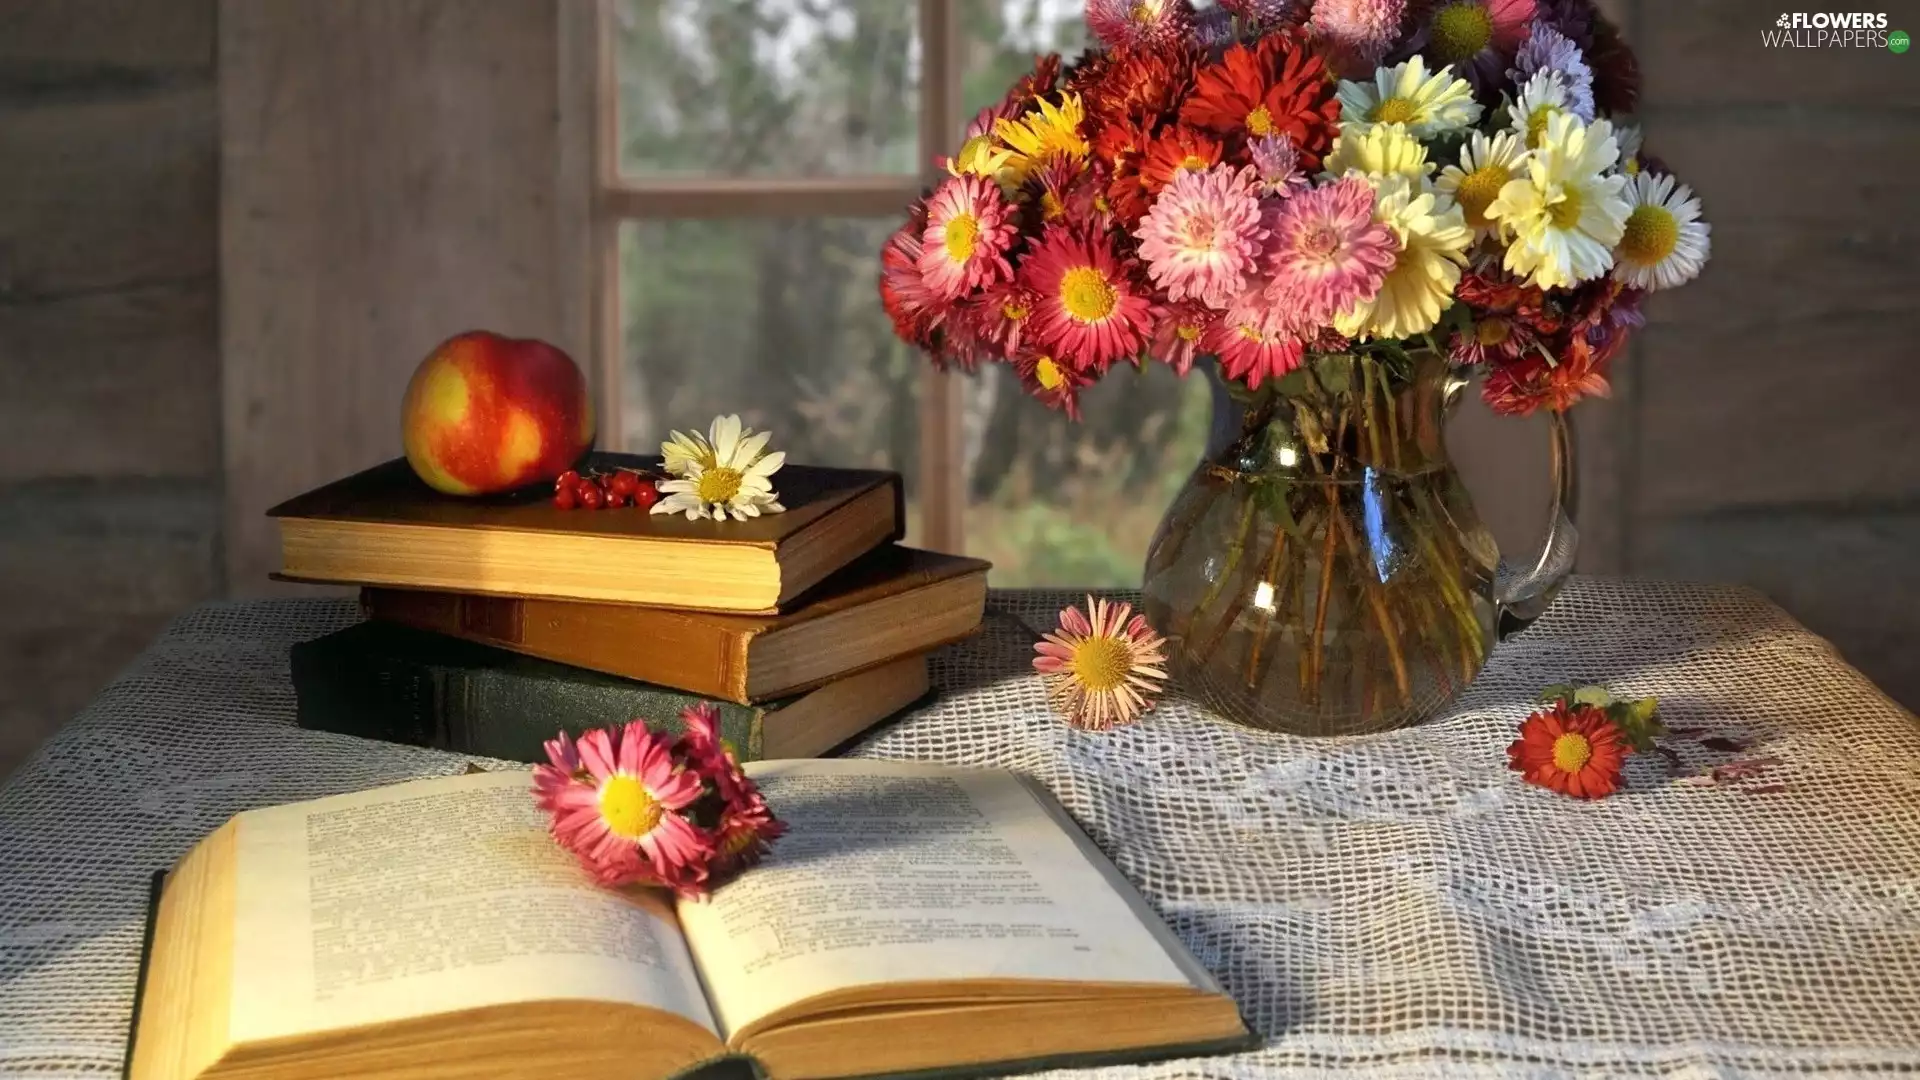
267,453,989,763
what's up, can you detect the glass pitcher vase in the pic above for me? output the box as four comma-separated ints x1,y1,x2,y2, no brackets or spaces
1141,349,1576,736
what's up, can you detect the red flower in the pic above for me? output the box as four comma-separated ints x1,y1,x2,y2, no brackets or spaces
1014,347,1096,419
1448,314,1536,366
1508,701,1629,799
1138,125,1225,198
1017,224,1154,371
1179,33,1341,170
1457,263,1562,336
878,202,949,351
1588,10,1640,115
1481,347,1611,416
1081,44,1201,132
1096,119,1159,226
964,281,1041,360
1149,301,1214,375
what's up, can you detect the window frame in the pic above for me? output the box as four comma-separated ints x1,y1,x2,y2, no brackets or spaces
590,0,968,552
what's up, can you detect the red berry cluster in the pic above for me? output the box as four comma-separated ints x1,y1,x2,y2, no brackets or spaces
553,468,660,511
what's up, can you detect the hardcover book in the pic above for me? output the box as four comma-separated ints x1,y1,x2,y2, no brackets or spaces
359,545,989,704
126,761,1255,1080
267,454,903,613
290,621,930,763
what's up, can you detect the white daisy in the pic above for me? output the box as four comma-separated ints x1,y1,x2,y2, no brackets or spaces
1507,70,1574,150
1613,171,1711,291
652,414,786,521
659,426,716,475
1485,112,1630,290
1336,57,1483,140
1613,121,1644,175
1334,174,1472,341
1435,129,1530,239
1320,122,1434,187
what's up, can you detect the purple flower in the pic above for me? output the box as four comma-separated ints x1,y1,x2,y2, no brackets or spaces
1248,134,1309,197
1510,21,1595,119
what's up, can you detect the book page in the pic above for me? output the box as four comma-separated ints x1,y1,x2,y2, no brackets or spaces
675,760,1196,1038
226,770,717,1044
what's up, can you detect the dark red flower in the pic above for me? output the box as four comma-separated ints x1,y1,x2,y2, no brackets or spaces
1137,124,1226,198
1080,43,1201,132
1481,347,1611,416
878,199,948,351
1180,33,1341,170
1013,346,1097,419
1588,10,1640,114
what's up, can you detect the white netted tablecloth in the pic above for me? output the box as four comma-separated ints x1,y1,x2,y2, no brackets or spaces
3,579,1919,1078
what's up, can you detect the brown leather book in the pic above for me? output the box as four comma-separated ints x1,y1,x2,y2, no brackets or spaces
359,545,990,704
266,453,903,614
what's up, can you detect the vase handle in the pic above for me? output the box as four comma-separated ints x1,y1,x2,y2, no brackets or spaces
1488,407,1579,639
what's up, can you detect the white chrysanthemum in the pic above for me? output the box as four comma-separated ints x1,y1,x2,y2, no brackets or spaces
1333,175,1472,341
1485,113,1631,290
1507,70,1574,150
1321,122,1433,186
659,427,716,475
1614,121,1644,174
1613,171,1711,291
1336,57,1483,139
653,414,786,521
1435,129,1530,239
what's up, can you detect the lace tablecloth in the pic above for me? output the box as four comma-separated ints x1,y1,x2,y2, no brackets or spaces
3,579,1919,1078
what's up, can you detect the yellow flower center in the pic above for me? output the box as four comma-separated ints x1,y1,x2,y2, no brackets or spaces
1526,105,1557,147
1548,188,1584,231
1370,97,1418,125
1475,317,1512,346
1245,105,1275,137
1130,0,1159,23
1069,636,1132,693
1619,204,1680,264
696,466,744,505
1456,164,1509,228
1178,154,1210,173
598,775,665,840
1236,322,1266,343
1624,156,1642,176
1430,2,1494,63
1034,355,1066,390
943,213,979,261
1002,299,1031,321
1040,190,1066,222
1550,732,1593,773
1059,266,1117,322
1176,323,1201,341
718,824,759,858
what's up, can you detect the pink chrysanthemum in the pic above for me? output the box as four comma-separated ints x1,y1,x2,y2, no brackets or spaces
533,722,711,887
674,703,747,803
1149,302,1214,375
1204,291,1307,389
1134,164,1269,310
918,173,1018,300
1085,0,1197,51
1220,0,1298,25
1018,225,1154,371
1405,0,1538,94
1033,595,1170,730
966,281,1041,359
1248,134,1309,198
1262,174,1399,327
710,791,787,875
1309,0,1408,77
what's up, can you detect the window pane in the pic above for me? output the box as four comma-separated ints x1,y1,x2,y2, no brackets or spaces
613,0,921,177
618,219,925,544
960,0,1089,124
961,364,1213,588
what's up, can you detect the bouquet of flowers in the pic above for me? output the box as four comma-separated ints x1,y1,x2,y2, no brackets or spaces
879,0,1710,732
533,704,785,899
878,0,1706,419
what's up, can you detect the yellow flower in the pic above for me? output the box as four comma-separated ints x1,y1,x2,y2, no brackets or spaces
993,94,1089,186
1334,175,1472,341
1320,122,1433,187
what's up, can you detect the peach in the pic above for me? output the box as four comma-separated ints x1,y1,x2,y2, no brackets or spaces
401,331,594,496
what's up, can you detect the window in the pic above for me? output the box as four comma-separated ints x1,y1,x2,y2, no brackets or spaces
593,0,1212,585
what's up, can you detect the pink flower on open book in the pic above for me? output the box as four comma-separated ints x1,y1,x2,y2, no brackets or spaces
534,724,711,889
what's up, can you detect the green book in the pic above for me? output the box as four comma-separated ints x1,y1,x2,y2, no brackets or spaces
290,620,932,763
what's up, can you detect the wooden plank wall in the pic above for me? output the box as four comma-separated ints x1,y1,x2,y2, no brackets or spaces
219,0,587,598
0,0,223,777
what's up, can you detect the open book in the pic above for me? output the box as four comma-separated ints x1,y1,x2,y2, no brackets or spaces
127,760,1253,1080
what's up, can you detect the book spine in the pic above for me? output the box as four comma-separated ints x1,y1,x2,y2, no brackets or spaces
292,645,765,763
361,588,754,703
